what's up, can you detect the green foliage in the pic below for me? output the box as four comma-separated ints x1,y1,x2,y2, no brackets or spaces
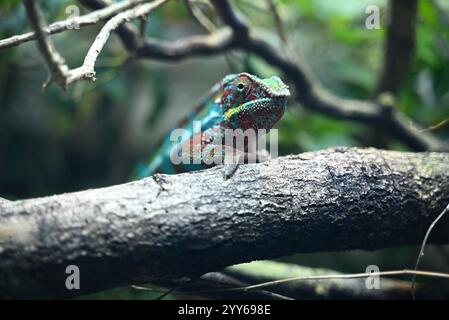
278,108,362,153
0,0,20,11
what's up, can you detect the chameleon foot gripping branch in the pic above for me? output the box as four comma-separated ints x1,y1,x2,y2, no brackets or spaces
135,73,290,179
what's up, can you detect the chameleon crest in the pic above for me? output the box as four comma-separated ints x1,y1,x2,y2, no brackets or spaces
135,72,290,178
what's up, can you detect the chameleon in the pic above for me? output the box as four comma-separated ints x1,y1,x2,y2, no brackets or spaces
135,72,290,179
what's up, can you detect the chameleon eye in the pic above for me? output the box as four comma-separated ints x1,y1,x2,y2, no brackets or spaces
236,83,245,91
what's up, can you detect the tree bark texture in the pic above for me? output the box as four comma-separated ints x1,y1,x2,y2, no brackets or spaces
0,147,448,298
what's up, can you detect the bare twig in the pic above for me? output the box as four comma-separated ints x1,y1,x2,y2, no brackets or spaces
220,261,449,300
23,0,71,90
375,0,418,95
139,16,148,39
134,272,294,300
411,202,449,299
0,0,149,50
186,0,217,33
185,0,238,72
266,0,287,44
413,117,449,133
186,269,449,294
22,0,167,89
199,272,294,300
155,285,180,300
155,261,449,299
265,0,297,62
119,261,449,299
67,0,167,84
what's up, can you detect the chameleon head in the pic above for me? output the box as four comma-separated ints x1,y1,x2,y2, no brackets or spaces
221,73,290,131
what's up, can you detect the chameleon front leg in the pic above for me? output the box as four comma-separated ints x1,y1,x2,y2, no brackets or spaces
184,129,242,179
193,144,251,179
184,130,272,179
192,143,243,179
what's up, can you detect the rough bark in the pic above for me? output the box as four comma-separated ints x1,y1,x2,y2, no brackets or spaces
0,147,448,298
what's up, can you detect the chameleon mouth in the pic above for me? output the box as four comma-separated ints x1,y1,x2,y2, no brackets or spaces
223,97,284,121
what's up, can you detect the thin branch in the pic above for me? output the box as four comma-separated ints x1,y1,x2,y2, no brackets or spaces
135,271,294,300
220,261,449,300
0,0,149,50
187,269,449,294
414,117,449,133
159,261,449,299
265,0,298,63
66,0,167,84
139,16,148,39
411,202,449,299
22,0,167,89
184,0,238,72
185,0,217,33
375,0,418,95
266,0,287,44
23,0,71,90
199,272,294,300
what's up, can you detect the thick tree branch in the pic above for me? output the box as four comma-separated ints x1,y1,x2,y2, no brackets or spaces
138,28,235,60
0,148,448,298
375,0,418,95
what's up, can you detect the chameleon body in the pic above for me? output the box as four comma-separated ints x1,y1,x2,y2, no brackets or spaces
135,72,290,179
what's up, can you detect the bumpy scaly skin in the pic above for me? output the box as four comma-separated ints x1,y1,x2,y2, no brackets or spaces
135,73,290,179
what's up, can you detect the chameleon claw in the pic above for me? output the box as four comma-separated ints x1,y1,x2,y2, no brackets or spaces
223,163,239,179
256,149,271,162
223,153,242,179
